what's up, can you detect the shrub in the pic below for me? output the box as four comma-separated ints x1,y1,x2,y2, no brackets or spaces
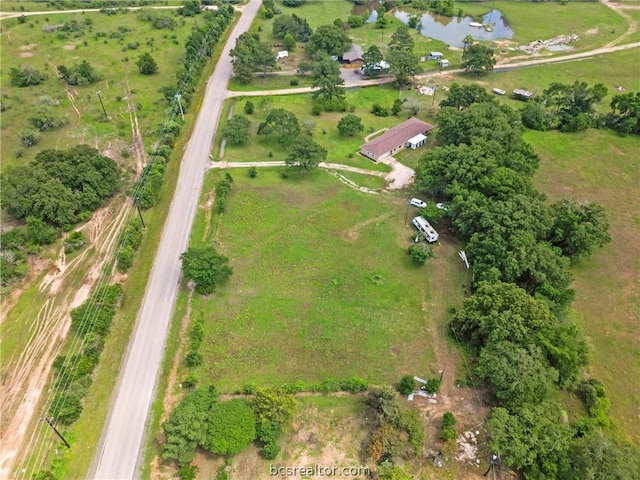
185,351,203,367
248,166,258,178
371,103,389,117
290,78,299,86
244,100,255,115
397,375,415,395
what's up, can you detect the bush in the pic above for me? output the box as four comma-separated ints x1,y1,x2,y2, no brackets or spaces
244,100,255,115
341,376,368,393
371,104,389,117
17,128,41,147
440,412,457,442
248,166,258,178
407,243,434,265
185,351,203,367
64,231,87,253
397,375,415,395
290,78,299,86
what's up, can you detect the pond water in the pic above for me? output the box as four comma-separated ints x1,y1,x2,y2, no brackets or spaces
394,9,514,47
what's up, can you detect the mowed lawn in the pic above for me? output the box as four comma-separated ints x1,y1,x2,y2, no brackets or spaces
187,169,443,391
0,10,197,169
528,129,640,443
219,86,437,172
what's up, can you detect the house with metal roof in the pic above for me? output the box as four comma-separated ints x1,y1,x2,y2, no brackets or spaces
359,117,433,162
342,43,364,67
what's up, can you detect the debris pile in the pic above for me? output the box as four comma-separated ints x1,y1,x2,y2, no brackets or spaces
456,430,481,466
519,34,579,54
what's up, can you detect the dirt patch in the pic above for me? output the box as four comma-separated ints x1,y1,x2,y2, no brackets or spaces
19,43,36,51
62,44,76,51
585,27,599,35
18,52,34,58
342,213,392,241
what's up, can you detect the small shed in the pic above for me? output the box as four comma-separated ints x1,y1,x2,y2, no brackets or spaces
407,133,427,150
428,52,443,60
439,59,450,67
513,88,534,101
276,50,288,60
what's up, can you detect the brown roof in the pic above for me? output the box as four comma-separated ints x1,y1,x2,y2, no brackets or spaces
360,118,433,157
343,44,364,62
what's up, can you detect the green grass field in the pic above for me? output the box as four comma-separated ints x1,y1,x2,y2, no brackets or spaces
183,168,450,391
227,73,315,91
527,128,640,443
0,0,183,12
459,0,628,50
218,85,436,171
0,10,198,170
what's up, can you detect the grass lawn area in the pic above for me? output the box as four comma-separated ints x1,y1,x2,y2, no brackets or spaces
0,10,198,170
334,169,388,190
458,0,628,50
185,168,449,391
218,85,436,173
527,128,640,444
228,73,314,91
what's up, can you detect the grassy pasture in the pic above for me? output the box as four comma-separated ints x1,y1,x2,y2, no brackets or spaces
527,129,640,443
218,85,436,172
0,9,198,170
0,1,183,13
459,0,628,50
184,168,449,391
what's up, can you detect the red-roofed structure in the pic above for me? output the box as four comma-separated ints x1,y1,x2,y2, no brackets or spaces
359,117,434,162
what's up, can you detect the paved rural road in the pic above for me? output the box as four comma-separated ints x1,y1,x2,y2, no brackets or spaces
90,1,262,479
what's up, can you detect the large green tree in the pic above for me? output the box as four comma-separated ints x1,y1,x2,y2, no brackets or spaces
307,24,351,56
311,55,345,101
388,25,414,52
136,52,159,75
230,32,277,84
180,245,233,295
162,386,219,467
549,199,611,260
387,49,420,85
542,81,608,132
361,45,384,78
285,136,327,170
222,114,251,145
607,91,640,134
203,399,256,456
272,14,312,42
440,83,495,109
461,44,495,75
337,113,364,136
1,145,120,228
257,108,300,145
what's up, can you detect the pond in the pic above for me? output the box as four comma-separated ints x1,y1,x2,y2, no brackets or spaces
394,9,514,47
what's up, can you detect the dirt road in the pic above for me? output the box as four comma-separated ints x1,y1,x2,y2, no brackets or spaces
89,1,262,479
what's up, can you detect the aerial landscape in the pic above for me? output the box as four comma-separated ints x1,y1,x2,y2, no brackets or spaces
0,0,638,479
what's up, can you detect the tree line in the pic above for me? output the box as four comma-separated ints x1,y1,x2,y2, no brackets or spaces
416,84,639,478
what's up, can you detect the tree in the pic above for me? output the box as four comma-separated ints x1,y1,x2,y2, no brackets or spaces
462,34,474,53
388,25,414,52
366,386,401,426
58,60,98,85
377,461,413,480
347,14,364,28
397,375,415,395
257,108,300,145
387,49,421,85
222,115,251,145
230,32,276,84
440,83,495,109
1,145,120,227
272,14,312,42
162,386,219,467
307,24,351,56
461,44,495,75
10,66,47,87
407,243,434,265
29,105,68,131
487,403,572,479
542,81,608,132
312,55,345,102
607,91,640,134
477,341,559,407
136,52,158,75
549,199,611,260
337,113,363,136
180,245,233,295
203,399,256,456
520,100,559,131
375,6,389,29
361,45,384,78
283,0,305,6
25,216,57,245
282,32,296,51
243,100,254,115
285,136,327,170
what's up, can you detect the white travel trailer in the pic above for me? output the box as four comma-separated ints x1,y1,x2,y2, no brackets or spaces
412,216,439,243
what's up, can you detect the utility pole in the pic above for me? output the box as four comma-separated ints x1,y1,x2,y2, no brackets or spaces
432,85,437,106
404,200,410,226
175,94,184,121
41,417,71,449
134,198,146,229
439,368,445,384
96,90,108,120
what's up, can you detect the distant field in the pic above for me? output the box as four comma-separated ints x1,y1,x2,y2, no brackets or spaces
0,1,182,12
528,129,640,443
184,168,450,391
218,85,434,171
0,9,197,170
459,0,628,50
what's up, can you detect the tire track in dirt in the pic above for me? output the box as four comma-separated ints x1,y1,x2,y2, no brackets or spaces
1,198,133,480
